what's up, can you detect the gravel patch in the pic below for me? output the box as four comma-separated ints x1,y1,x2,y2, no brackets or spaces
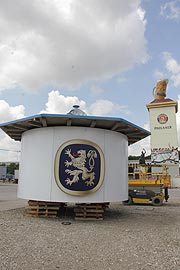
0,202,180,270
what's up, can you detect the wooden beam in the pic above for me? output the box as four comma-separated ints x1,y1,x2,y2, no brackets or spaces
41,117,47,127
28,121,42,127
111,123,120,131
67,119,72,126
90,120,96,128
11,124,27,130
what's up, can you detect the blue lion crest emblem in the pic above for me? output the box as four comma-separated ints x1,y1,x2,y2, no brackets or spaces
55,140,104,194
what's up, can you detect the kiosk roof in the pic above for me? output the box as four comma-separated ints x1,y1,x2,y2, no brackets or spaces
0,113,150,145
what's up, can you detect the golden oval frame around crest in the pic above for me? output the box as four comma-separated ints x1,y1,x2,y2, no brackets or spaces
54,139,105,196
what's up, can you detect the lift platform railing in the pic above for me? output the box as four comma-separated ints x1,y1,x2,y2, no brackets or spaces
128,164,171,187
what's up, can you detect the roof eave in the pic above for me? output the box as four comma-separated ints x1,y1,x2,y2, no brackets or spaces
0,114,150,145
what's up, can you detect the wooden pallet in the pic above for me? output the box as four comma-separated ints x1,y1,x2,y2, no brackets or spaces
24,200,66,218
74,203,108,221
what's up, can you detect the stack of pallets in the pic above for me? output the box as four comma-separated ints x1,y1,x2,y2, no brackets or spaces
74,203,109,221
24,200,65,218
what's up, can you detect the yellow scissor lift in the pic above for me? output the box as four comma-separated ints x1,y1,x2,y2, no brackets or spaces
123,164,170,206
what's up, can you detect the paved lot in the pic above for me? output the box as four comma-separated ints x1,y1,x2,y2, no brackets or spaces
0,183,26,211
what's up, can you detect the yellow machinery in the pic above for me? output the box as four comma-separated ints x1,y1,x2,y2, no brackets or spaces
123,164,170,206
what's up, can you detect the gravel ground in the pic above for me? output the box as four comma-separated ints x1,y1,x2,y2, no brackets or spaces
0,199,180,270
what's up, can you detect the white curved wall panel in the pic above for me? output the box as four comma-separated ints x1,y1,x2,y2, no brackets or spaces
18,126,128,203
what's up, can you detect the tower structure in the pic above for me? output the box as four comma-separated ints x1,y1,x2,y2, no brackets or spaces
146,79,179,186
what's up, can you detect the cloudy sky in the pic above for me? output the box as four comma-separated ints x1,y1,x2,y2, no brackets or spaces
0,0,180,161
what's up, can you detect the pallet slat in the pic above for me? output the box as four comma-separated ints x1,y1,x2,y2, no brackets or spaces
74,203,106,221
24,200,66,218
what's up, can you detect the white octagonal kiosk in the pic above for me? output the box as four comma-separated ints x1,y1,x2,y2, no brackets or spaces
0,110,150,204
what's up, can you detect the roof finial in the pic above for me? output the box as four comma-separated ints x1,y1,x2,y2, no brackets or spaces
67,105,87,116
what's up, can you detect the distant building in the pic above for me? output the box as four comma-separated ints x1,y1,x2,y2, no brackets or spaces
0,166,7,179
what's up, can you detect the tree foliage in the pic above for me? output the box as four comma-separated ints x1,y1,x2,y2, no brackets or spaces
7,163,19,175
128,155,151,160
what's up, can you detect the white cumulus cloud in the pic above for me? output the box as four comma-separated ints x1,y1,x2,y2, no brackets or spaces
0,100,25,162
0,0,148,91
89,99,131,116
0,100,25,123
41,90,131,116
40,90,87,114
128,122,150,156
160,0,180,21
162,52,180,87
0,133,21,162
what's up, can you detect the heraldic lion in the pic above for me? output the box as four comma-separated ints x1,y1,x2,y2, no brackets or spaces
64,148,97,186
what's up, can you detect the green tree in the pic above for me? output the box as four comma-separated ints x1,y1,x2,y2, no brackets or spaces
128,155,151,160
128,155,139,160
7,163,19,175
0,163,6,166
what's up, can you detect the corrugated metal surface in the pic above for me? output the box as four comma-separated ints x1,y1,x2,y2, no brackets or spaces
0,113,150,145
